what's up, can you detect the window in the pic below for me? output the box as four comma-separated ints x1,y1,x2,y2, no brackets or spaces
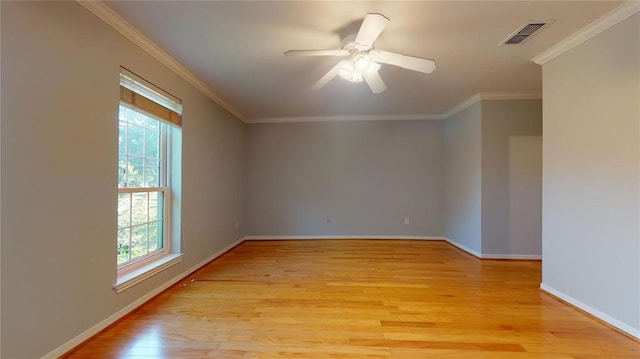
117,106,167,266
115,69,182,292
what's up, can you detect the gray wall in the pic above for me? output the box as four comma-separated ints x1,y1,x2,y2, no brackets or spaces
444,103,482,253
1,2,244,358
481,100,542,255
245,120,444,236
542,13,639,334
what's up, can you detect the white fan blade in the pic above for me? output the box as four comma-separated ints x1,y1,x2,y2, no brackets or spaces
362,70,386,94
311,61,346,91
284,49,349,57
372,50,436,74
355,13,389,49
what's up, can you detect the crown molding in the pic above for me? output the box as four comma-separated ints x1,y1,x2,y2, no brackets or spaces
439,94,482,119
438,92,541,119
246,113,446,124
246,92,542,124
479,92,542,101
531,1,640,65
76,0,246,122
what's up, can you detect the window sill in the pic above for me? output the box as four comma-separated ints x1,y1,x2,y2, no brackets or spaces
114,253,183,294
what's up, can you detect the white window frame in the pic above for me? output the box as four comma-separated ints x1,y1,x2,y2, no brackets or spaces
114,69,183,293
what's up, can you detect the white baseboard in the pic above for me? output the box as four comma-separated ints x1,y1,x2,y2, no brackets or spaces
243,235,447,241
42,238,245,359
443,237,482,258
540,283,640,340
442,237,541,260
481,254,542,260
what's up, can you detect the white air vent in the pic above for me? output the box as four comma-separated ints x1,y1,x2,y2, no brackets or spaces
500,21,551,46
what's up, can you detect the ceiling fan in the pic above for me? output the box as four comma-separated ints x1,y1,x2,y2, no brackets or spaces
284,13,436,94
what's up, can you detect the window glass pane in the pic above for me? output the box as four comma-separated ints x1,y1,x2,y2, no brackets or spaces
131,192,148,226
127,107,146,127
145,128,159,159
143,161,160,187
118,122,127,156
130,224,148,260
117,193,131,228
118,155,128,188
143,116,160,131
157,221,164,249
127,123,144,157
157,191,165,220
116,190,165,266
118,166,125,188
117,228,131,265
126,157,144,188
119,105,131,120
148,221,161,252
148,191,159,220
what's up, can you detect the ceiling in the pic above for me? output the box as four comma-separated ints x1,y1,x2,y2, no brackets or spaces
104,1,623,122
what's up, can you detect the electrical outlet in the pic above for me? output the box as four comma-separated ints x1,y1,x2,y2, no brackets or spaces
235,221,239,229
404,217,410,225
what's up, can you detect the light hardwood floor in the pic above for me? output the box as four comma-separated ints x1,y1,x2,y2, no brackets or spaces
66,240,639,358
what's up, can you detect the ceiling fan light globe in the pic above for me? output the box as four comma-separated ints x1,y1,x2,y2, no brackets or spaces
354,55,372,72
338,62,363,82
338,62,353,79
350,73,364,82
341,70,364,82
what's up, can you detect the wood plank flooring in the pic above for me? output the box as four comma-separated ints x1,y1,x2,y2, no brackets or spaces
65,240,639,358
